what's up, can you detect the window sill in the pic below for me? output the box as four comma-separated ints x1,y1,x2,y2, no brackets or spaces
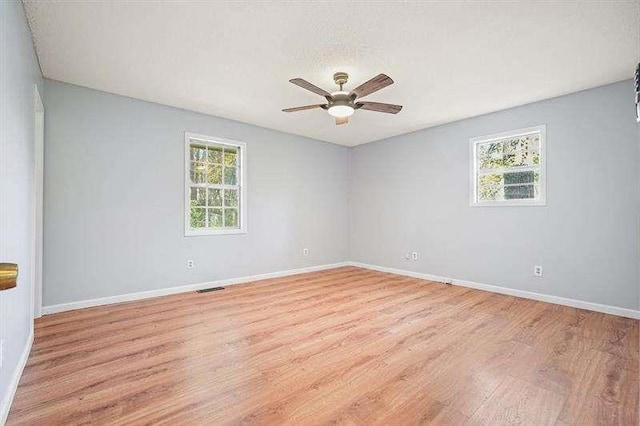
470,200,546,207
184,228,247,237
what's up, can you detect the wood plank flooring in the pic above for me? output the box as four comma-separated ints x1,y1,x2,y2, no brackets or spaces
7,267,639,425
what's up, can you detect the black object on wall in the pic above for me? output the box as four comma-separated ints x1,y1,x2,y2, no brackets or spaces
635,63,639,122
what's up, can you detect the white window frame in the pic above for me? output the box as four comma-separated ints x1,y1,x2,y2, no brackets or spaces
184,132,247,236
469,125,546,207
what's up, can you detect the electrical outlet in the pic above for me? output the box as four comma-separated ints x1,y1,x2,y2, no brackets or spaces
187,259,194,269
302,248,309,256
412,252,418,261
534,265,543,277
442,277,453,285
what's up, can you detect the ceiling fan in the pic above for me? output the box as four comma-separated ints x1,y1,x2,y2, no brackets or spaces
282,72,402,125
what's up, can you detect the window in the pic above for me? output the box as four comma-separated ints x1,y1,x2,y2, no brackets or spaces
470,125,546,206
185,133,246,235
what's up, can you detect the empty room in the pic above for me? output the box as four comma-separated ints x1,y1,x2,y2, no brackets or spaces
1,0,639,424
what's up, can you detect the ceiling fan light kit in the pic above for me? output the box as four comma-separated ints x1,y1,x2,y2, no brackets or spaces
283,71,402,125
327,92,355,118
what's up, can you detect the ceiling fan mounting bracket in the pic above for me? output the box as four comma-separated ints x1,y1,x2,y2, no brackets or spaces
333,72,349,89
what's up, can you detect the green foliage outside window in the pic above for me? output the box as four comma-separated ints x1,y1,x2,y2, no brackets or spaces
476,134,540,202
189,143,241,229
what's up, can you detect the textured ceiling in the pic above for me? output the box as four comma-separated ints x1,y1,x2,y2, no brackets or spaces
23,1,640,146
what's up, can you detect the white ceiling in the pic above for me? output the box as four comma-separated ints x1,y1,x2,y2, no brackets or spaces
24,1,639,147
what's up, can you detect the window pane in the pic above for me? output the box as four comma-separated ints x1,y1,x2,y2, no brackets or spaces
208,188,222,207
207,164,223,184
190,187,206,207
207,208,223,227
478,173,504,201
190,162,207,183
531,135,541,165
224,208,238,227
190,208,206,228
477,141,505,170
190,144,207,161
504,170,534,185
505,184,535,199
224,166,237,185
503,134,539,167
478,172,539,202
224,147,238,166
224,189,238,207
477,133,541,171
207,146,223,164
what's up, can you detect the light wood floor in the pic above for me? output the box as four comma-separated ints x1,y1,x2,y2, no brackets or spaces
8,267,639,425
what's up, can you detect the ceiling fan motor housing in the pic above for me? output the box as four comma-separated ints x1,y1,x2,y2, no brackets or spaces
327,91,355,117
329,91,353,108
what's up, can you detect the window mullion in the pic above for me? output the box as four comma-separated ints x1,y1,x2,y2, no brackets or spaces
477,165,540,176
503,183,535,187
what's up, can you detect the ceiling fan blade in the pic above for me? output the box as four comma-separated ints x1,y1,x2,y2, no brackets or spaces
282,104,325,112
335,116,349,125
289,78,331,98
356,101,403,114
349,74,394,99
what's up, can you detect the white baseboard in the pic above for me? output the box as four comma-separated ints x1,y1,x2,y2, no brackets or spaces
41,262,351,315
40,260,640,320
1,327,34,425
349,261,640,320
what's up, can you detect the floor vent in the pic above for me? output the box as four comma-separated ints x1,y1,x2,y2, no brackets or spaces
196,287,225,293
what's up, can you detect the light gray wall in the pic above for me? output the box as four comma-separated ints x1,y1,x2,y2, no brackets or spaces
43,80,349,306
0,0,43,418
41,76,640,311
350,80,639,310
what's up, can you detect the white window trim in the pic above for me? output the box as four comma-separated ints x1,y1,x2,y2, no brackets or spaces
469,125,546,207
184,132,248,236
